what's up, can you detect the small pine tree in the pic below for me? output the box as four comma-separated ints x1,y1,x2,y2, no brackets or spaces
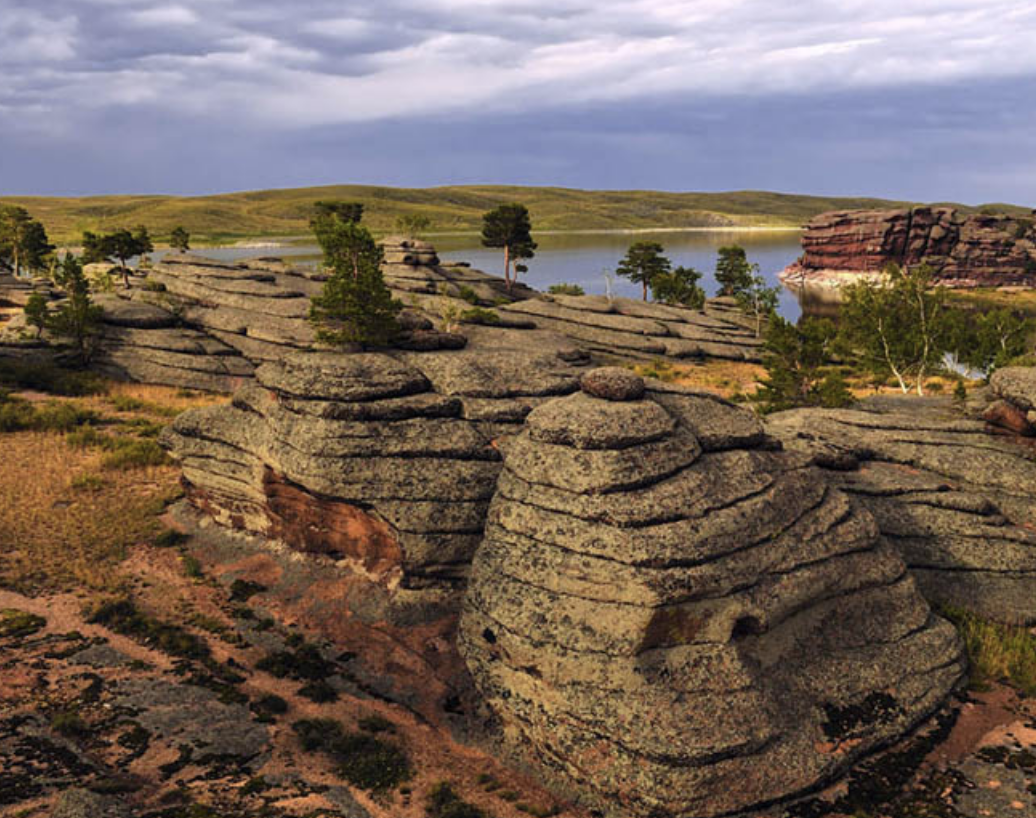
170,226,190,253
753,316,853,413
308,210,401,348
735,273,780,337
47,255,104,363
715,245,757,297
616,242,671,301
395,214,432,239
23,291,49,338
481,204,536,289
651,265,706,308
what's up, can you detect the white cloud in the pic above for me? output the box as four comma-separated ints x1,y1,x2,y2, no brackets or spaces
3,0,1036,130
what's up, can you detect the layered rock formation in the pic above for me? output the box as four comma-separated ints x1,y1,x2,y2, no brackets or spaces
782,207,1036,289
767,394,1036,623
459,369,964,818
162,348,582,621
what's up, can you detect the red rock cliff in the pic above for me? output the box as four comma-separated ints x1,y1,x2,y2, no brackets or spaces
786,207,1036,287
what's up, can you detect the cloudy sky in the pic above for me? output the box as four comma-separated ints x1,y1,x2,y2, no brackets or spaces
1,0,1035,202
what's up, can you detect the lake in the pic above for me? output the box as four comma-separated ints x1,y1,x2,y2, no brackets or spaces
159,229,807,320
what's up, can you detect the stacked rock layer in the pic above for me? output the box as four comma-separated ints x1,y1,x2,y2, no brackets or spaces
783,207,1036,288
459,369,964,818
162,349,582,621
767,395,1036,624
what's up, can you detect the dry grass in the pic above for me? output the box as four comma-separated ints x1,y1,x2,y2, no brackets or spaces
631,359,766,401
941,606,1036,695
0,380,223,595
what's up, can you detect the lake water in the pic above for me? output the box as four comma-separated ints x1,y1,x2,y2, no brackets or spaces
158,229,807,320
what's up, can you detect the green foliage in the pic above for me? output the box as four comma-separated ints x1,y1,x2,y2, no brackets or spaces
228,578,266,602
181,554,204,579
309,211,402,348
456,285,480,305
0,608,47,638
460,307,500,325
314,200,364,225
257,643,335,681
153,528,188,548
298,679,339,702
87,598,211,660
293,718,412,792
23,292,49,338
82,227,152,287
47,254,104,363
0,361,104,396
941,606,1036,695
51,709,88,737
953,380,968,402
426,781,489,818
251,693,289,722
547,283,585,296
616,241,671,301
481,203,536,289
0,397,98,433
359,714,396,734
651,265,706,308
715,245,757,297
396,213,432,238
734,272,780,338
0,205,53,275
753,316,854,414
947,307,1034,376
99,438,170,471
70,473,108,492
839,264,954,395
169,225,190,252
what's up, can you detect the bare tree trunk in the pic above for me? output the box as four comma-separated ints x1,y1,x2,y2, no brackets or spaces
504,245,511,290
642,280,647,301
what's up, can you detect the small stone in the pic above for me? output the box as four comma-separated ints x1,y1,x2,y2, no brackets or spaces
579,367,645,401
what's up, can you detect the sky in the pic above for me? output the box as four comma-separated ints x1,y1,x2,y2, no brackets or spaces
1,0,1035,203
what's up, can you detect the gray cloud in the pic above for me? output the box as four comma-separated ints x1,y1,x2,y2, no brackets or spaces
3,0,1036,131
0,0,1034,202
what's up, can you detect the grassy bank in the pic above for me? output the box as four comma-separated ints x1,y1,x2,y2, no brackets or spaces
4,185,1026,245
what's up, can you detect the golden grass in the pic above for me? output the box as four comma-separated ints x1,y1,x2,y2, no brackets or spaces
941,606,1036,695
631,359,766,400
0,381,221,595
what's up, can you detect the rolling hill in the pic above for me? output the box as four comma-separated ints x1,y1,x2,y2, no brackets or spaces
1,185,1028,245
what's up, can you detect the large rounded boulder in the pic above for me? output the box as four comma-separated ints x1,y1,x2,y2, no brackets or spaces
458,372,965,818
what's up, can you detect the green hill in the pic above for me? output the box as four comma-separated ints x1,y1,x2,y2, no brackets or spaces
1,185,1028,245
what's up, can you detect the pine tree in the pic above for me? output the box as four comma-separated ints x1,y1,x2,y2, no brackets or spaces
308,208,401,348
48,255,104,363
170,226,191,253
481,204,536,289
651,265,705,308
616,242,670,301
753,316,853,413
715,245,757,297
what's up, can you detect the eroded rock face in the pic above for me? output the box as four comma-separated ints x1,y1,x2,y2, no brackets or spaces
162,348,583,620
766,395,1036,623
459,373,964,818
783,207,1036,288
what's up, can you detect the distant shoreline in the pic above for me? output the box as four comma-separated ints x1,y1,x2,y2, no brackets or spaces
211,225,803,250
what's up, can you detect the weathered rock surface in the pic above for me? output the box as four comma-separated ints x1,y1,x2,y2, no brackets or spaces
783,207,1036,288
459,373,964,818
501,293,764,362
767,395,1036,623
162,348,583,618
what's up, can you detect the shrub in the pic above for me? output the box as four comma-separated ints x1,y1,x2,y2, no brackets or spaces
359,714,395,734
460,307,500,325
426,781,488,818
298,679,339,703
257,643,335,681
70,473,108,492
251,693,289,722
0,361,104,396
456,285,480,305
548,283,584,296
182,555,204,579
228,578,267,602
0,608,47,638
87,598,210,661
51,709,88,737
100,438,170,471
293,718,412,792
0,398,97,433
